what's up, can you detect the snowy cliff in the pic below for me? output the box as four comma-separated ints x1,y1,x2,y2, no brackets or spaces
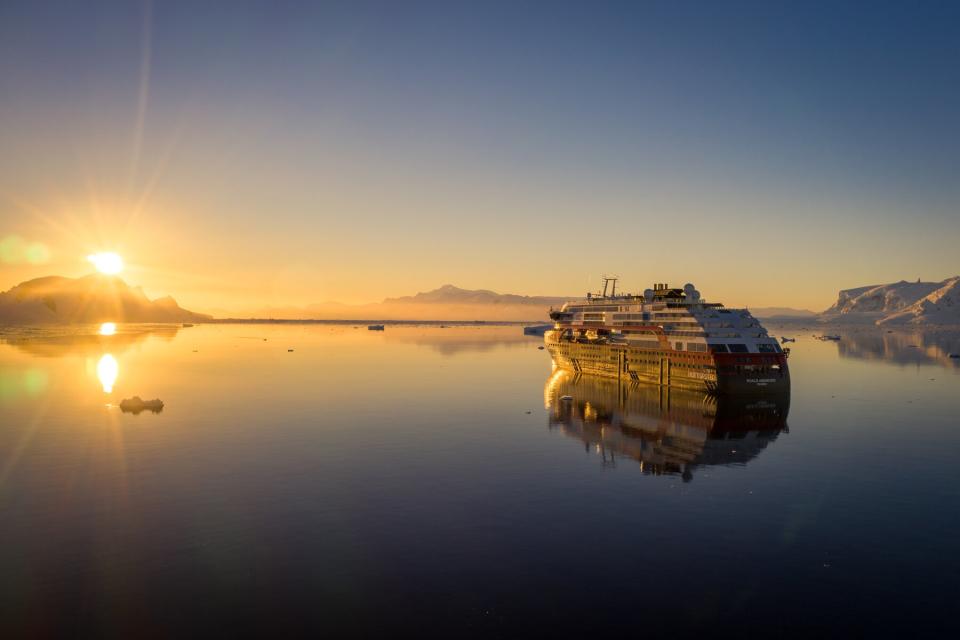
877,277,960,325
821,277,960,325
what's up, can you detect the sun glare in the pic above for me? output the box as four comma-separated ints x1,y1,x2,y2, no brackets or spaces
88,252,124,275
99,322,117,336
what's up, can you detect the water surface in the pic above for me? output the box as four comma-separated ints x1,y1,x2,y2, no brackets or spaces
1,323,958,636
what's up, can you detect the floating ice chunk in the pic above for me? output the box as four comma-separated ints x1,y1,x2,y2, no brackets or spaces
119,396,164,414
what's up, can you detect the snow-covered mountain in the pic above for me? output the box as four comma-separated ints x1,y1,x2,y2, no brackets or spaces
821,277,960,325
877,277,960,325
0,274,210,324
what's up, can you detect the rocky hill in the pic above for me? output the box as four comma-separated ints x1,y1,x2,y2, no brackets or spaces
0,274,210,324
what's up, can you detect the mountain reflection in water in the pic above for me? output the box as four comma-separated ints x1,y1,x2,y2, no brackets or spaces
832,328,960,369
383,327,535,355
544,369,788,480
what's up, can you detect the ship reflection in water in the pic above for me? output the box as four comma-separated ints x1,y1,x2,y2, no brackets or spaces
544,368,789,480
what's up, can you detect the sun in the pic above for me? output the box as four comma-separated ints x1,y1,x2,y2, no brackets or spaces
87,252,124,275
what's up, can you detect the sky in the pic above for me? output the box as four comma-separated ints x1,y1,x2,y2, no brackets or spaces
1,0,958,314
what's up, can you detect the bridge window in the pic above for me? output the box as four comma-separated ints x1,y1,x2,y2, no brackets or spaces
728,344,749,353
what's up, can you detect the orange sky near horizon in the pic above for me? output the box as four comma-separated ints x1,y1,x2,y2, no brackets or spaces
1,192,956,316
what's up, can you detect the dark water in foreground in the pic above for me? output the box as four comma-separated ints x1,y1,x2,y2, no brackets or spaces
1,323,959,637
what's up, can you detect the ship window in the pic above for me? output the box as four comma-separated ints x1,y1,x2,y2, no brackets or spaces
675,342,683,351
728,344,749,353
708,344,728,353
687,343,707,352
757,344,776,353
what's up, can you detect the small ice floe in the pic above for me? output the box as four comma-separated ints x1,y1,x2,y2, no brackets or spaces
119,396,164,414
537,345,545,350
368,324,385,331
288,349,294,352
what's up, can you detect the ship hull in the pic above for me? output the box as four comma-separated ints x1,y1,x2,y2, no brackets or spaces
545,331,790,395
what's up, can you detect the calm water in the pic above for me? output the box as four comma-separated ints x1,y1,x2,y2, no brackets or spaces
1,323,959,637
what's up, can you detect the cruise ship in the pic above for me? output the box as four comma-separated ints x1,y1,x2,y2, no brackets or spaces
545,277,789,394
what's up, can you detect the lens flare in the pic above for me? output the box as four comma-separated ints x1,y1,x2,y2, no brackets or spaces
97,354,118,393
0,237,51,264
25,242,51,264
87,252,124,275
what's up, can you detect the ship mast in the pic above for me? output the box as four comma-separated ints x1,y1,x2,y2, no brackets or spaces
601,274,619,298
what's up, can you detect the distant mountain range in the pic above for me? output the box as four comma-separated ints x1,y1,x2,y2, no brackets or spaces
749,307,818,319
0,275,210,324
248,285,570,321
820,276,960,325
383,284,568,307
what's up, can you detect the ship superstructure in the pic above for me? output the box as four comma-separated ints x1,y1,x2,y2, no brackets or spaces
545,277,789,394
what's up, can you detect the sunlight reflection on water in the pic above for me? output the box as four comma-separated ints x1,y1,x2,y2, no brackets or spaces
97,353,118,393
